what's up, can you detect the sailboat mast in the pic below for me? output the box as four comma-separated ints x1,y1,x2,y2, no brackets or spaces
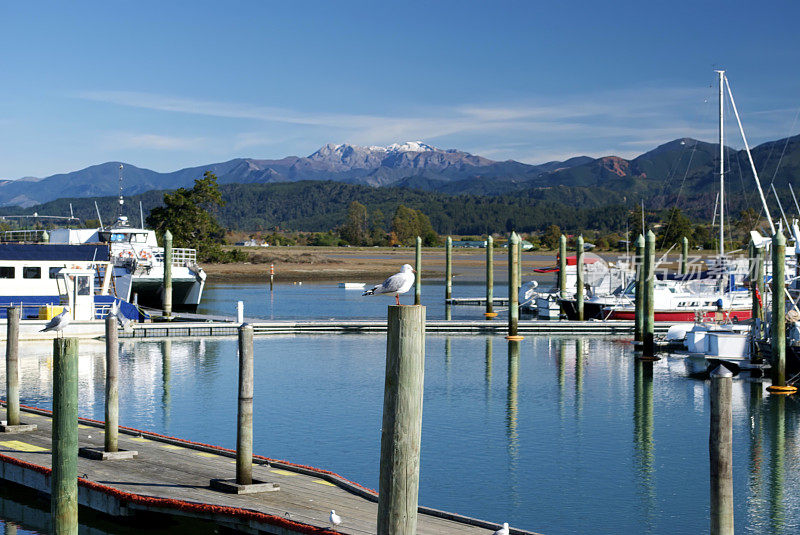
717,70,725,257
117,164,124,221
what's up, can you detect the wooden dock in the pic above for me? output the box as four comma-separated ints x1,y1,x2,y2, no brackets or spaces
0,405,539,534
122,319,670,338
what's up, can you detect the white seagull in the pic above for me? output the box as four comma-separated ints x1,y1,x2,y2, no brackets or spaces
40,306,71,337
362,264,416,305
493,522,510,535
329,509,341,529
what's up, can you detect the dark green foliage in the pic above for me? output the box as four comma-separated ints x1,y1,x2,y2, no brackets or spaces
390,205,438,246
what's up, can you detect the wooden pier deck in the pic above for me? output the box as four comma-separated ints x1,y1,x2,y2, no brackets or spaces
0,405,539,534
122,318,670,338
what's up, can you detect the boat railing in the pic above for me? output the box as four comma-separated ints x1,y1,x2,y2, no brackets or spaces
0,230,47,242
152,247,197,266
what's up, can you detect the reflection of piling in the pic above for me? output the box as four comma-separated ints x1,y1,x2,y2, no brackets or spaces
558,235,567,300
105,314,119,453
681,236,688,275
237,325,254,485
506,339,520,457
485,236,495,318
634,235,645,343
576,235,584,321
633,359,655,515
162,339,171,421
5,307,20,426
768,231,793,393
506,233,522,340
484,337,493,393
378,305,425,535
769,396,786,531
163,230,173,318
575,339,584,413
642,230,656,358
445,236,452,301
709,366,734,535
52,337,79,535
415,236,422,305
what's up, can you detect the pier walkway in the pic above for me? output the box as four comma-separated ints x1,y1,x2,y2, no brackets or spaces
0,405,538,534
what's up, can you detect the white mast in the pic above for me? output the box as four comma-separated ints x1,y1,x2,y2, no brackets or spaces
117,164,124,221
716,70,725,256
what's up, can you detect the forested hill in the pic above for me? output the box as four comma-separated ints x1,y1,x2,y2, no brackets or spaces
0,180,630,235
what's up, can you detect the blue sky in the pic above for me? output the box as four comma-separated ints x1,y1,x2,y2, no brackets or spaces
1,0,798,179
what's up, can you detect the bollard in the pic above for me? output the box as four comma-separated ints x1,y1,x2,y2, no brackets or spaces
576,235,584,321
378,305,426,535
105,314,119,453
506,233,522,340
52,337,79,535
642,230,656,358
485,236,495,318
163,230,173,318
768,230,794,393
634,235,645,343
269,263,274,292
415,236,422,305
6,307,20,426
445,236,452,301
681,236,689,275
237,301,244,324
709,366,734,535
558,234,567,299
237,324,254,485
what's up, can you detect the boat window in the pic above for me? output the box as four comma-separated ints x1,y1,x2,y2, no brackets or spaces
0,267,14,279
110,233,127,243
49,267,62,279
76,276,90,296
23,267,41,279
131,233,147,243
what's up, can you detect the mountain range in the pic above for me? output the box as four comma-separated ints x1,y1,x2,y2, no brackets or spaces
2,135,799,223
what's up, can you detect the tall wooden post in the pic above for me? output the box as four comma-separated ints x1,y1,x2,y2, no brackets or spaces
163,230,173,318
558,235,567,299
414,236,422,305
515,236,522,295
634,234,645,343
681,236,689,275
576,235,585,321
768,230,792,392
237,324,254,485
485,236,495,318
710,365,734,535
52,338,79,535
445,236,452,301
506,233,522,339
105,314,119,453
643,230,656,358
378,305,426,535
5,307,20,426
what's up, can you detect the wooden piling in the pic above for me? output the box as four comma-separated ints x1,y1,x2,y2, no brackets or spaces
768,230,792,392
269,263,274,292
558,234,567,299
237,324,254,485
52,337,79,535
5,307,20,426
642,230,656,357
415,236,422,305
506,233,522,339
445,236,452,301
485,236,495,318
576,235,584,321
709,365,734,535
105,314,119,453
378,305,426,535
163,230,173,318
634,234,645,343
681,236,689,275
515,235,522,295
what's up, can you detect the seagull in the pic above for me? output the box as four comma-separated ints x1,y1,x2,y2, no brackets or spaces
493,523,510,535
362,264,415,305
40,306,71,337
329,509,341,529
108,301,133,332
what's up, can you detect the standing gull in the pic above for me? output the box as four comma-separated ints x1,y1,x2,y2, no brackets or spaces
329,509,341,529
362,264,415,305
493,522,510,535
40,306,71,337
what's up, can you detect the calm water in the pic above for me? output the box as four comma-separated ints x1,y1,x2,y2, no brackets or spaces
2,333,800,534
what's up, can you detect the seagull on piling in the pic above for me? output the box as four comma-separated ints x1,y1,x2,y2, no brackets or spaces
362,264,415,305
40,306,71,338
493,522,510,535
329,509,342,529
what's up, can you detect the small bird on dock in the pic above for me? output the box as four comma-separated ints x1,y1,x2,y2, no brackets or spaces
329,509,341,529
493,522,509,535
362,264,415,305
40,306,70,337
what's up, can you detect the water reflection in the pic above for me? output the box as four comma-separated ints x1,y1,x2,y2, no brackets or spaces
575,338,585,416
557,340,567,419
484,337,493,404
769,395,786,532
506,339,521,510
161,339,171,427
633,359,655,530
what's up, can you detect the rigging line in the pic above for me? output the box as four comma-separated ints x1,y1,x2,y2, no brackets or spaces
724,95,753,212
789,183,800,217
658,138,701,250
755,106,800,222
